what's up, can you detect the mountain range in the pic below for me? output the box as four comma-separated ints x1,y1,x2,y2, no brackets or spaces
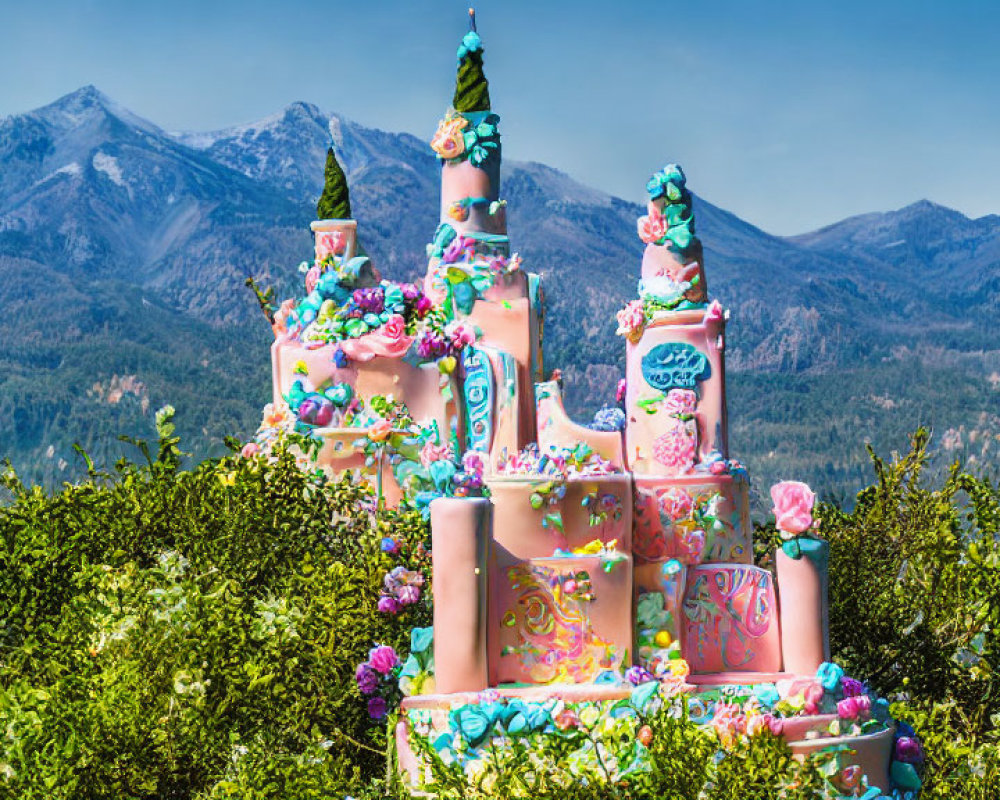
2,85,998,503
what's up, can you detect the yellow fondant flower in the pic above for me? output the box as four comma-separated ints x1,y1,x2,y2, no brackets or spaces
430,115,468,160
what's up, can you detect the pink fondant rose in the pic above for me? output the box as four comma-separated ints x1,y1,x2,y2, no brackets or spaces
305,264,321,294
367,418,393,443
659,487,694,521
419,440,454,467
770,481,817,536
338,314,413,362
367,645,398,675
637,202,668,244
662,388,697,417
315,230,346,260
615,300,646,343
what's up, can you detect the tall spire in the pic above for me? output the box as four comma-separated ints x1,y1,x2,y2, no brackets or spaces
316,146,352,220
452,8,491,113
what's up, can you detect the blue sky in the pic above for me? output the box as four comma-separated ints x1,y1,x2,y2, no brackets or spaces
1,0,998,234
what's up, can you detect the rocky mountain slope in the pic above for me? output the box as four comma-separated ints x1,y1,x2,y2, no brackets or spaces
2,86,998,500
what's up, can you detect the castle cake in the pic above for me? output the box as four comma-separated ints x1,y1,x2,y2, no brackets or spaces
247,11,923,799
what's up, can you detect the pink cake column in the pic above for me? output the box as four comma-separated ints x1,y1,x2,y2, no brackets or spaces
775,538,831,674
430,496,492,693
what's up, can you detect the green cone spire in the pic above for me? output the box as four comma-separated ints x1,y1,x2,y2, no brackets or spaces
452,9,491,113
316,146,352,220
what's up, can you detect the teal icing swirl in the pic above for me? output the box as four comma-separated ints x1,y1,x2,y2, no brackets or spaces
781,534,830,574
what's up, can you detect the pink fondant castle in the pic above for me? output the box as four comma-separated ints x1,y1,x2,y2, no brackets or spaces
248,10,921,798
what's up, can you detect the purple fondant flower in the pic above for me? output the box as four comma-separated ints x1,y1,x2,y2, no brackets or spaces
895,736,924,764
625,665,655,686
367,696,387,719
397,585,421,606
377,596,402,615
355,663,379,695
841,677,865,697
368,645,399,675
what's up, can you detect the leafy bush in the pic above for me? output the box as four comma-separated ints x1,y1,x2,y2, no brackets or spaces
1,421,997,798
822,429,999,800
0,411,430,797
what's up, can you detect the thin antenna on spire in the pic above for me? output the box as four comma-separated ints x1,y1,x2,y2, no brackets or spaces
468,8,477,32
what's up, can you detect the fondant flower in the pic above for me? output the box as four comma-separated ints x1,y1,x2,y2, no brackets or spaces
367,419,393,443
615,300,646,343
430,115,468,160
339,314,413,361
367,696,387,719
368,645,399,675
271,298,296,336
315,230,346,261
637,203,669,244
770,481,817,536
659,487,694,521
240,442,261,459
355,663,379,694
419,440,454,467
662,388,697,417
447,200,469,221
447,321,477,347
652,429,696,471
377,596,402,615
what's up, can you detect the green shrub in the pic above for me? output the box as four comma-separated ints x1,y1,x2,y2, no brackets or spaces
822,429,1000,800
0,412,430,797
1,421,997,798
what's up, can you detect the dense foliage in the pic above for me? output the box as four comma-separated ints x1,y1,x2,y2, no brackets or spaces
0,422,997,798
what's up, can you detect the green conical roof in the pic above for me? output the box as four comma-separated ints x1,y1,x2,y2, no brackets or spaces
452,9,491,113
316,146,352,220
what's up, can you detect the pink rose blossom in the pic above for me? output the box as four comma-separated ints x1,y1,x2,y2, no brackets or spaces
616,379,627,404
770,481,817,535
240,442,261,459
368,645,398,675
339,314,413,362
447,321,477,346
419,440,454,467
315,230,346,260
305,265,321,294
637,203,669,244
837,696,862,719
659,487,694,521
615,300,645,342
462,450,486,476
662,388,698,417
397,585,421,606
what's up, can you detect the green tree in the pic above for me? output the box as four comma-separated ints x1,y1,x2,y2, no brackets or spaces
316,147,351,220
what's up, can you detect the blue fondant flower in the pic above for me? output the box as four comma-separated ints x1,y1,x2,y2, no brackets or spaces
410,626,433,655
457,30,483,62
817,661,845,692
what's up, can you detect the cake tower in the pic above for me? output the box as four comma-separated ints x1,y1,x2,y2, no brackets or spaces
247,11,919,798
424,8,543,460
